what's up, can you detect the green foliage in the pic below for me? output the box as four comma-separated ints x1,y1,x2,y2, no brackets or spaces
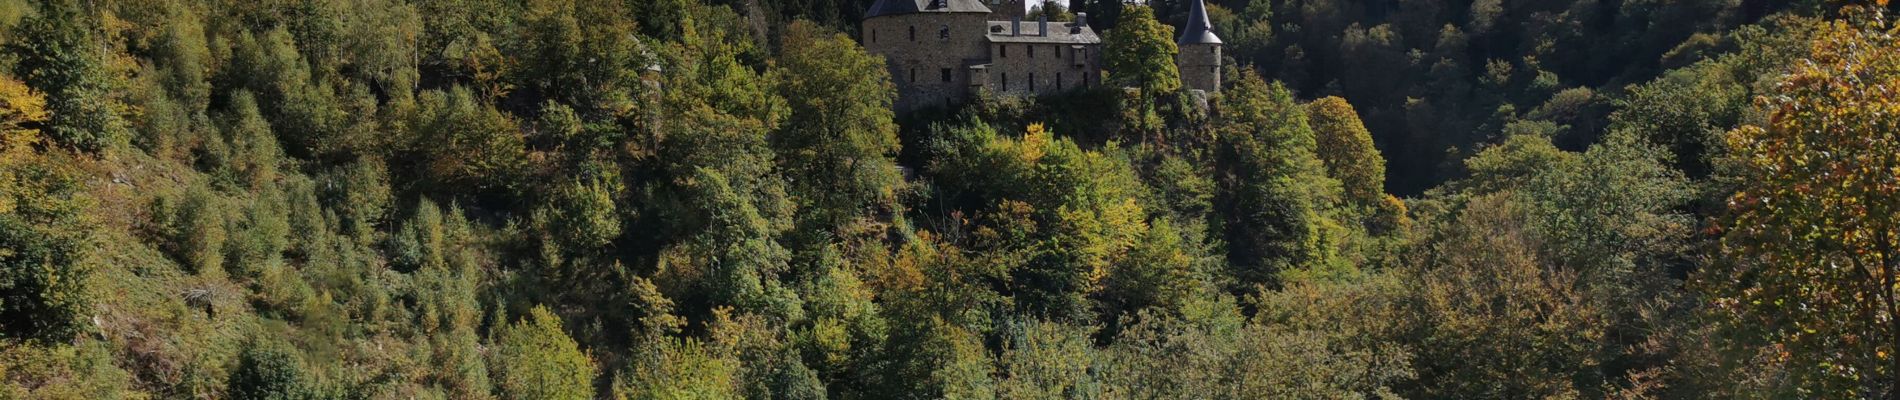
1304,96,1385,212
0,215,88,342
5,0,128,152
0,0,1882,398
321,159,393,242
1096,218,1196,319
1101,6,1179,98
512,0,649,113
406,87,526,200
0,152,89,342
546,177,623,251
156,187,229,278
1405,124,1693,397
995,320,1099,399
220,91,285,190
220,27,365,160
224,185,292,279
662,168,800,320
228,342,321,400
1212,73,1341,289
1097,276,1415,397
619,336,740,399
772,20,902,232
0,341,139,398
491,306,596,400
1403,194,1609,398
923,122,1154,319
390,199,447,272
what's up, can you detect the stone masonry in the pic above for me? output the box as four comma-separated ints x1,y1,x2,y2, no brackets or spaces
862,0,1220,113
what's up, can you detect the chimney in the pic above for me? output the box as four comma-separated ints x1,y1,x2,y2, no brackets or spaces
1037,15,1047,36
1072,12,1086,34
1012,16,1021,36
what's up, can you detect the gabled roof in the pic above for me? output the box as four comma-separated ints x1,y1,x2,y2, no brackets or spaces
1177,0,1222,45
865,0,991,19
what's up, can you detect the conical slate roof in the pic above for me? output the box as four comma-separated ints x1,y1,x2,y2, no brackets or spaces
1176,0,1222,44
865,0,991,18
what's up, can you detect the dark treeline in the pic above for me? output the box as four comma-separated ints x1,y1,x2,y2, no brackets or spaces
1,0,1898,399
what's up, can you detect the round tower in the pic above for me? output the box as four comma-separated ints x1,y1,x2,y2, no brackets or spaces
1176,0,1222,93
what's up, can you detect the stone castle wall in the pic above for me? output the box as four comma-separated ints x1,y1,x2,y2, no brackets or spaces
864,12,992,112
984,40,1100,96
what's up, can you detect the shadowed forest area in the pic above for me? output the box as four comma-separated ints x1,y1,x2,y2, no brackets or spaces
2,0,1900,398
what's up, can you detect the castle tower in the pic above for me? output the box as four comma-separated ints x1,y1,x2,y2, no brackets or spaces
1176,0,1222,93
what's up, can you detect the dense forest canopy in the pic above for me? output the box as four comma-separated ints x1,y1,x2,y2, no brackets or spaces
1,0,1899,398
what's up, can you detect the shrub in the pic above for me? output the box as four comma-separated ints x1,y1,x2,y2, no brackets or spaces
0,216,89,341
227,342,316,400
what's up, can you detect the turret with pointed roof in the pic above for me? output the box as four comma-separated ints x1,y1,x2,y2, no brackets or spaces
1177,0,1223,92
1177,0,1222,45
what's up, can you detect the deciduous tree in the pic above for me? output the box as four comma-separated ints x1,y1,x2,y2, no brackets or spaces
1714,12,1900,397
1103,6,1180,98
772,20,902,232
491,306,596,400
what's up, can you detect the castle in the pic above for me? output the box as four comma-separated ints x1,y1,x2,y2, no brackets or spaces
862,0,1222,112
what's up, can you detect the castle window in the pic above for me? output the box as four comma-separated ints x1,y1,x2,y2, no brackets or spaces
871,29,877,43
1029,73,1035,91
941,68,951,82
939,25,949,40
1056,73,1063,90
1028,45,1034,58
909,68,916,83
909,26,916,41
1001,73,1008,90
1000,45,1007,58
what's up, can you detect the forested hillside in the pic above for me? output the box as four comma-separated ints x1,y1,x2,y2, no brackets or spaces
1,0,1898,398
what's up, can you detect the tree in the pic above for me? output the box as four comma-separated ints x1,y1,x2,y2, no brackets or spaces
220,27,360,160
771,20,902,232
491,306,596,400
1096,218,1196,319
1303,96,1385,212
407,87,527,200
618,337,741,399
156,187,228,278
221,91,286,191
995,320,1100,399
0,77,47,158
1713,12,1900,397
1212,72,1340,289
6,0,128,152
0,215,88,342
1026,1,1074,21
1404,194,1608,398
1103,6,1180,98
